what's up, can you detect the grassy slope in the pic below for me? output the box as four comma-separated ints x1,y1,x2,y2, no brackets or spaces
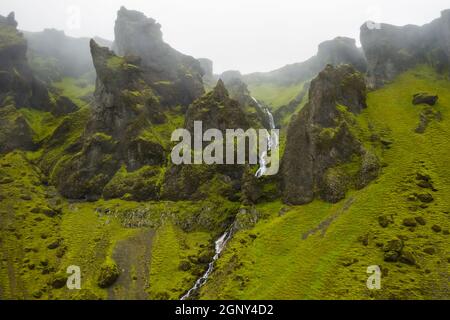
200,66,450,300
248,82,305,111
1,66,448,300
0,149,237,299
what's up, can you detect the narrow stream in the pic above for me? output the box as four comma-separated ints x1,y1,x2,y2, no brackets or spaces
181,98,277,300
252,97,279,178
181,230,233,300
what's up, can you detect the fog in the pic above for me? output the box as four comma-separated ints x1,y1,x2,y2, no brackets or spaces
0,0,448,74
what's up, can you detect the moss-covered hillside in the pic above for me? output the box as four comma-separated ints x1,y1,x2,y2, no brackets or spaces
200,66,450,299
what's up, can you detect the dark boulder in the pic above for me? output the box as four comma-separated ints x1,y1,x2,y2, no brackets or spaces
114,7,204,106
412,93,438,106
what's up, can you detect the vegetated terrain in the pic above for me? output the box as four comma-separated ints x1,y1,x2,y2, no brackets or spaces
201,66,450,299
0,7,449,301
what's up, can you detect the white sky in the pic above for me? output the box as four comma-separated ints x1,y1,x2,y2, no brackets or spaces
1,0,448,74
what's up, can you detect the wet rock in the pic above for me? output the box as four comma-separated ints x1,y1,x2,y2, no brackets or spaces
51,272,68,289
412,93,438,106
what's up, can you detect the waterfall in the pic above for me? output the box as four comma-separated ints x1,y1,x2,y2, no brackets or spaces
181,230,233,300
252,97,279,178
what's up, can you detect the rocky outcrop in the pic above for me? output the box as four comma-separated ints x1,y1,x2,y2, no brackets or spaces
317,37,367,74
163,81,257,201
198,58,218,89
243,37,367,87
51,40,166,199
198,58,213,78
0,12,52,112
219,70,243,84
114,7,204,106
0,105,35,154
282,65,380,205
361,10,450,87
185,80,252,134
412,93,438,106
222,77,270,129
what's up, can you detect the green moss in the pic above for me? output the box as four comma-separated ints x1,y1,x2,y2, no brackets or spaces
97,260,120,288
52,78,94,108
103,165,163,201
200,65,450,300
148,222,211,300
248,82,305,111
20,108,62,143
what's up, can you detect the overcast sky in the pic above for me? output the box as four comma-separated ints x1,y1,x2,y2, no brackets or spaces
1,0,448,74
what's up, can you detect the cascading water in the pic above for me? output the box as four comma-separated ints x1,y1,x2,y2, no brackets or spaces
181,98,278,300
252,97,279,178
181,230,232,300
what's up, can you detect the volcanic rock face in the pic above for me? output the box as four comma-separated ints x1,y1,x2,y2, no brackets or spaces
282,65,379,205
361,9,450,87
185,79,252,134
51,40,166,199
114,7,204,106
198,58,214,79
0,12,52,111
317,37,367,74
163,81,257,201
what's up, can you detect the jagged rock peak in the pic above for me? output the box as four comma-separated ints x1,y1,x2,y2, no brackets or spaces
360,10,450,87
198,58,214,78
212,79,229,99
317,37,367,73
113,7,204,106
308,64,367,125
0,12,18,28
219,70,242,84
282,64,378,205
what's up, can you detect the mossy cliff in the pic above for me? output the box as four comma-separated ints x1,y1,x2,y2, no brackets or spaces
0,13,52,113
361,9,450,88
282,64,380,205
49,40,167,200
114,7,205,107
1,8,449,301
